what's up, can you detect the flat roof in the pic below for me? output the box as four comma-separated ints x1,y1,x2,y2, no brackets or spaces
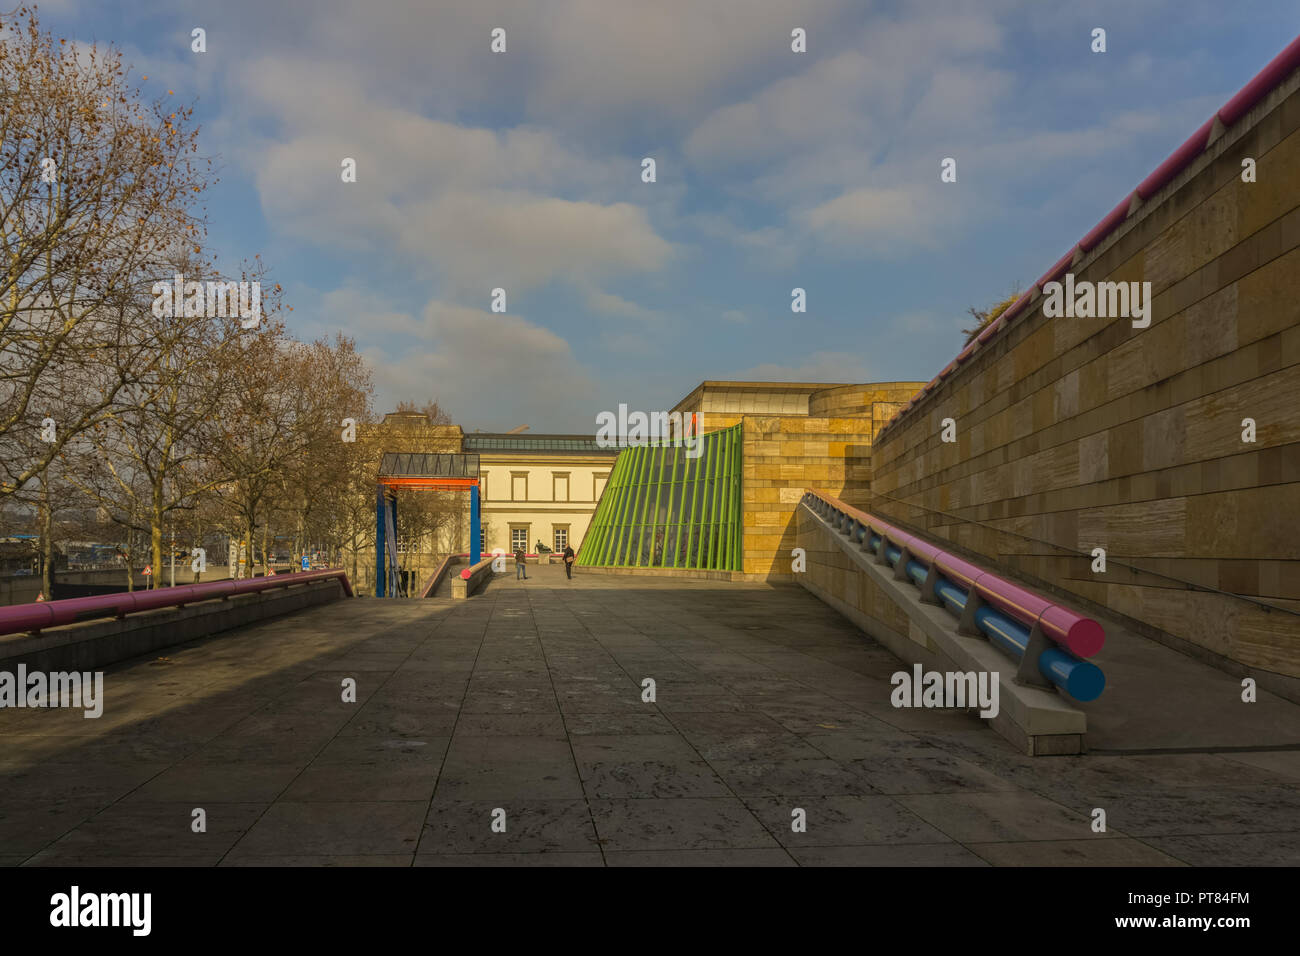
464,434,617,454
378,452,480,478
690,380,855,391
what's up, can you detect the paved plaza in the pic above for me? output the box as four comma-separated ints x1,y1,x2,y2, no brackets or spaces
2,565,1298,866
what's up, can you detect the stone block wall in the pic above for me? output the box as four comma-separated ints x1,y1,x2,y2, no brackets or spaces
870,75,1300,684
741,415,875,578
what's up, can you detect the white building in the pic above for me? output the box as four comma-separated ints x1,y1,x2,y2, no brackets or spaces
467,433,619,556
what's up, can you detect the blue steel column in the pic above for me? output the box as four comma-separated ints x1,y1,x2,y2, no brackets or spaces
375,484,386,597
470,484,481,566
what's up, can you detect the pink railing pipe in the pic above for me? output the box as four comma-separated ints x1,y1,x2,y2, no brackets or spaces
805,489,1105,659
0,568,353,637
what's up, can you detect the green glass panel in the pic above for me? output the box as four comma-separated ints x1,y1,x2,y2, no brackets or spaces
581,425,741,572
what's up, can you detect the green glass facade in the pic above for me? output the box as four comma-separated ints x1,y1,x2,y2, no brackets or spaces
577,424,742,571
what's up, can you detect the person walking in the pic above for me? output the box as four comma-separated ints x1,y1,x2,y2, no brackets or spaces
514,546,528,580
562,544,575,580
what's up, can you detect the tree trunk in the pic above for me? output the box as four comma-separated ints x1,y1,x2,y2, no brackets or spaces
241,518,253,580
39,485,54,599
150,499,164,590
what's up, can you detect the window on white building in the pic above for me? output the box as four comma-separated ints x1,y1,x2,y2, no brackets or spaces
554,527,568,552
511,527,529,552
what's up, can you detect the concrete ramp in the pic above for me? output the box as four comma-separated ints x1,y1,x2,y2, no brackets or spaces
796,502,1300,756
796,502,1087,755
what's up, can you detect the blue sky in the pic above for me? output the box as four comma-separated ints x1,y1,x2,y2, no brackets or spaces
41,0,1300,431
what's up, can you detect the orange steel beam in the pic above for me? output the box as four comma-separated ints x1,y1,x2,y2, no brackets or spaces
378,477,479,488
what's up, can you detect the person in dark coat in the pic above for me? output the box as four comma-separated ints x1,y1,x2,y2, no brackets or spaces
563,545,575,579
514,546,527,580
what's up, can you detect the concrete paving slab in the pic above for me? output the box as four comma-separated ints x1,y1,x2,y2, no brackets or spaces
787,843,988,866
967,839,1186,866
708,757,877,797
220,854,413,866
338,701,459,738
282,763,440,802
455,713,568,736
565,711,677,735
26,852,218,867
802,731,937,761
0,803,101,857
228,801,427,857
124,760,300,804
435,736,583,800
1144,831,1300,866
414,851,604,867
604,848,795,866
690,732,831,764
575,755,731,799
1219,750,1300,780
4,762,173,807
588,797,779,851
894,791,1120,843
1040,785,1300,837
419,799,598,854
5,564,1295,866
853,753,1024,795
44,801,266,859
743,794,953,847
666,710,794,738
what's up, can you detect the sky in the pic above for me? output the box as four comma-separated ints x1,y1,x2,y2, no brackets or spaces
39,0,1300,432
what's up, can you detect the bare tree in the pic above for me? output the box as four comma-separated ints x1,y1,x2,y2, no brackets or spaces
394,398,452,425
0,8,211,499
276,333,373,568
210,325,370,578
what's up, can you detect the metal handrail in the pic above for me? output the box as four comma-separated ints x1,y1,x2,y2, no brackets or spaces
0,568,354,638
805,489,1103,655
802,489,1106,700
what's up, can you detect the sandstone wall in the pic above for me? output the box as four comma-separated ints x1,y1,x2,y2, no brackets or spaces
870,76,1300,683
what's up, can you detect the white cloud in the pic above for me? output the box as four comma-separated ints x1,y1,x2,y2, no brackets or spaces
313,286,423,339
406,193,673,295
369,301,598,430
800,186,948,251
584,289,662,324
736,351,871,384
219,55,676,297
